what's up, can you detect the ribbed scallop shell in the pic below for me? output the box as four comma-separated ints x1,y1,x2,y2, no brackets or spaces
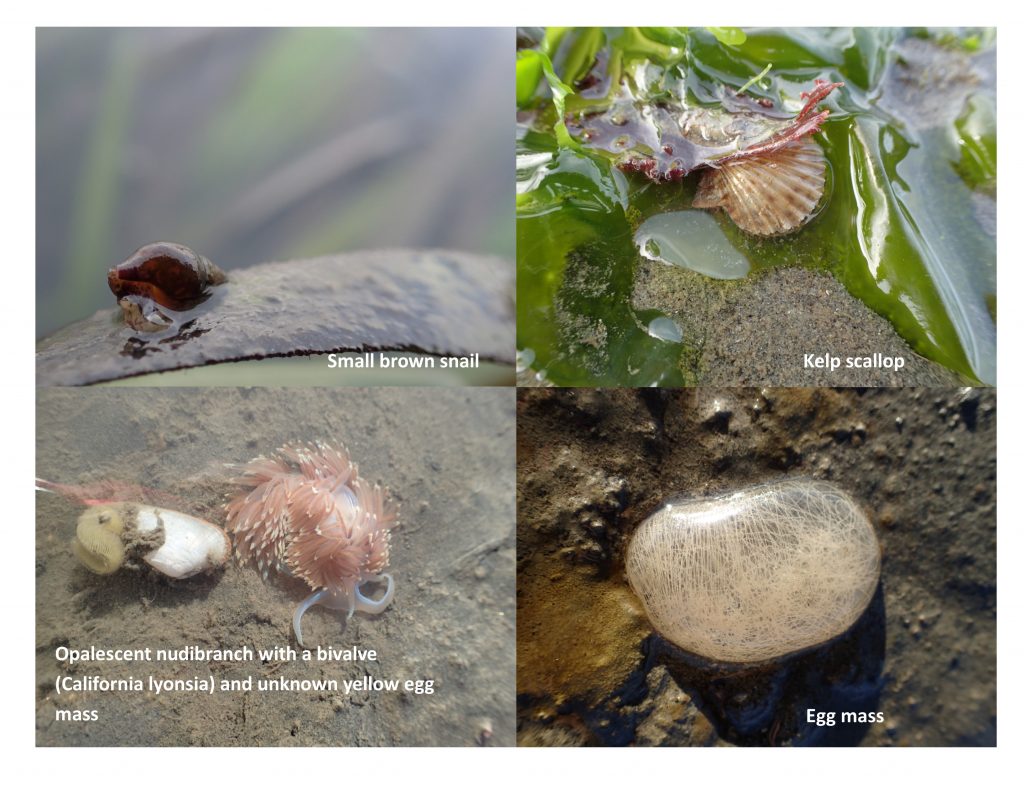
693,138,826,236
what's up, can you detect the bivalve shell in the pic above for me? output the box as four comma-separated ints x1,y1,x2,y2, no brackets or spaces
135,506,230,578
73,503,230,579
692,137,827,236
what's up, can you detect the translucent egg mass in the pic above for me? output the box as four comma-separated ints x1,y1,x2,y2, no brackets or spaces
626,480,881,664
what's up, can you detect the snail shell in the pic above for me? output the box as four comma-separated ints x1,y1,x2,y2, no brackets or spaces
108,242,227,312
73,503,230,579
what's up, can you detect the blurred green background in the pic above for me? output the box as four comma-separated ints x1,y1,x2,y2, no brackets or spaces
37,28,513,338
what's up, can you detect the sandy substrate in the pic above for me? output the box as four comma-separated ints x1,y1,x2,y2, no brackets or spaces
516,388,995,746
36,387,515,746
631,266,964,386
521,259,966,389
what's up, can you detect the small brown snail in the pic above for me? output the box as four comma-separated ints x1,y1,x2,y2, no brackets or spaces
108,242,226,331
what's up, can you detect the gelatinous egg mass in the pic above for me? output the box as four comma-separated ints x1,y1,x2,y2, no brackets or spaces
626,480,881,664
634,211,751,280
646,316,683,343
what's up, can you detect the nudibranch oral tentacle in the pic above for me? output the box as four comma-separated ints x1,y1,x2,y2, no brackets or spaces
354,573,395,615
292,590,331,648
225,440,399,645
291,574,395,647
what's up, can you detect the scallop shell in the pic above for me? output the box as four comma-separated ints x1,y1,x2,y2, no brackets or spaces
692,137,826,236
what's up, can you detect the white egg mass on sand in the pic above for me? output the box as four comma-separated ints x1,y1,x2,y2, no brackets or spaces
634,211,751,280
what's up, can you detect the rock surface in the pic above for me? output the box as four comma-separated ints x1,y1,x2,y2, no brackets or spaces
517,388,995,746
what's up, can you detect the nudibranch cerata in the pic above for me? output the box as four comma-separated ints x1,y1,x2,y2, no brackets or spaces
225,441,398,646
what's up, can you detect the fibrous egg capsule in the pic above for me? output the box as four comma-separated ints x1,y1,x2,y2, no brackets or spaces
625,479,881,664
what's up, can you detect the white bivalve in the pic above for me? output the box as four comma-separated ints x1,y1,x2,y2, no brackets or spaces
73,503,230,578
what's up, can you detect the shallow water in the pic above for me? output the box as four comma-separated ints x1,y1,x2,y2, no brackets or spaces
517,28,996,385
635,211,750,279
516,387,996,746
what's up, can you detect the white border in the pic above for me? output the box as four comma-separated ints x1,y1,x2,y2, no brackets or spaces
7,3,1019,786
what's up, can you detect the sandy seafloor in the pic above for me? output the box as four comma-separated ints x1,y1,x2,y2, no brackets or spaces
516,388,995,746
36,388,515,746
